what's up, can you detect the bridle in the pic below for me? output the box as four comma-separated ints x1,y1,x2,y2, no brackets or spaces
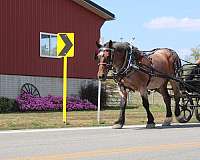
97,45,139,82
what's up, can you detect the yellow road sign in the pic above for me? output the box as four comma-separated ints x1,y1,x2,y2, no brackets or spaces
57,33,74,57
57,33,74,124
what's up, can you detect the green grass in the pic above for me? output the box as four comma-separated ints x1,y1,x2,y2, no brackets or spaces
0,104,198,130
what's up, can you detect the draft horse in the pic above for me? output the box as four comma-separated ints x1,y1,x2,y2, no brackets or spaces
96,40,183,129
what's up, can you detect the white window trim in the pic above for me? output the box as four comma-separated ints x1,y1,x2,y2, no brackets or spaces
40,32,59,58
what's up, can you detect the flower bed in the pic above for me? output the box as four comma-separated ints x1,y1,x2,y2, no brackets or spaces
16,94,97,112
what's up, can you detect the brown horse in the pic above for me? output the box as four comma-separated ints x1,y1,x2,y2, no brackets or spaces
96,40,183,129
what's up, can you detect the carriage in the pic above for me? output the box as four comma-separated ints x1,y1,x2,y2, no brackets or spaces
174,63,200,123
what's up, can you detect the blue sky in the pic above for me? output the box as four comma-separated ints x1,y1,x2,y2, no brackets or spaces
92,0,200,60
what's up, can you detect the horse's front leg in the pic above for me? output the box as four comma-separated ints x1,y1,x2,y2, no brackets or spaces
140,90,155,128
112,85,127,129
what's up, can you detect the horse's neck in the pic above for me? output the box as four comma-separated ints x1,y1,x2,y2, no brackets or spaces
113,51,128,71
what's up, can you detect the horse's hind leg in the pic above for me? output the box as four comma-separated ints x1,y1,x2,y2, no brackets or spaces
170,80,181,121
140,89,155,128
158,82,173,126
112,85,127,129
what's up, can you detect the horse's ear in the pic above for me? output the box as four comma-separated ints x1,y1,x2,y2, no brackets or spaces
109,40,113,48
96,41,102,48
94,48,99,61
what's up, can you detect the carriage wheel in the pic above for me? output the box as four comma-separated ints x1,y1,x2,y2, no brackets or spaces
20,83,40,97
195,98,200,121
177,96,194,123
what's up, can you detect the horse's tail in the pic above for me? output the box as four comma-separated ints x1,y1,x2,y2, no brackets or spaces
175,55,182,77
170,49,182,77
168,49,183,121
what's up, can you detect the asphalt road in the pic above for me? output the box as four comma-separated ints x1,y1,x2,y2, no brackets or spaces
0,123,200,160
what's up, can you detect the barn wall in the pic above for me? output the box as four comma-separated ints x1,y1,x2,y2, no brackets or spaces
0,0,104,79
0,74,97,99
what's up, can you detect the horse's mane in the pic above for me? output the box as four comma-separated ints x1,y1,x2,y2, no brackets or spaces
112,42,140,55
112,42,130,52
103,41,142,61
110,42,142,62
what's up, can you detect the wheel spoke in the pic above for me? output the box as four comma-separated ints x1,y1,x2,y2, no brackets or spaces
20,83,40,97
28,84,33,94
32,88,37,95
24,85,29,93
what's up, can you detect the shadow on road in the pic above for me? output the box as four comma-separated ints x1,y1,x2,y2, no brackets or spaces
127,123,200,130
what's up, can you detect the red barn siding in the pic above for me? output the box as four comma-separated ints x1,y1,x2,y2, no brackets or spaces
0,0,104,78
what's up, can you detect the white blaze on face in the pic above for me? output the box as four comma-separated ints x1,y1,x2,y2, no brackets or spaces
98,50,104,57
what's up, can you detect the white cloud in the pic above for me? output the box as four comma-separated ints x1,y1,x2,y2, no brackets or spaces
144,17,200,31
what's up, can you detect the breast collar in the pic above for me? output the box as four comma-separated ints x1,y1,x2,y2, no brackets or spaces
112,46,140,82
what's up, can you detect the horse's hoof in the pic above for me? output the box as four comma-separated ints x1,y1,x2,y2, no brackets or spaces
162,117,173,126
176,116,188,123
146,123,156,129
112,124,123,129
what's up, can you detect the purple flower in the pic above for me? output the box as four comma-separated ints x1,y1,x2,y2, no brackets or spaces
16,93,97,112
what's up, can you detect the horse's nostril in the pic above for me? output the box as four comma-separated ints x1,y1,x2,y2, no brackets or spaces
98,74,105,80
98,75,103,79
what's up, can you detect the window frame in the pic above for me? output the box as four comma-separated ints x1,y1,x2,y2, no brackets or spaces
40,32,59,58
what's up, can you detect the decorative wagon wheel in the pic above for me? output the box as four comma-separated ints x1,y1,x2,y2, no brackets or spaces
195,98,200,121
177,95,194,123
20,83,40,97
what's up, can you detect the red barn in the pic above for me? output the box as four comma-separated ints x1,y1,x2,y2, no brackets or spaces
0,0,115,98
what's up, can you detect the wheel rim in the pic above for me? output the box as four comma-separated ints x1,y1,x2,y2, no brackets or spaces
20,83,40,97
177,97,194,123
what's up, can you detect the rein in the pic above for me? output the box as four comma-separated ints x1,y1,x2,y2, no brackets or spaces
139,63,200,94
98,44,200,94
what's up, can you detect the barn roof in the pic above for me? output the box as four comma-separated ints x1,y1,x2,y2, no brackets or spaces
72,0,115,21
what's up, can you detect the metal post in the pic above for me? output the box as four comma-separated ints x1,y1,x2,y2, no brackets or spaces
63,56,67,123
97,80,101,124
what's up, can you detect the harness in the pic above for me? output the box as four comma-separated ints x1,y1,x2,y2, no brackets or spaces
98,45,158,86
113,46,156,86
98,45,200,94
112,49,140,82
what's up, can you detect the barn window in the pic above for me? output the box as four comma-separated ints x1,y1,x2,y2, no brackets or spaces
40,32,57,58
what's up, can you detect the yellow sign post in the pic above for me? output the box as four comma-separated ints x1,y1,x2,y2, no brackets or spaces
57,33,74,123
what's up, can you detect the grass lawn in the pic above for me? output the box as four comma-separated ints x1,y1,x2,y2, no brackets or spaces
0,104,199,130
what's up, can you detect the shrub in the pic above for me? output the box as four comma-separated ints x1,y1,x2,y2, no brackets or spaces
0,97,19,113
79,82,107,109
16,93,97,112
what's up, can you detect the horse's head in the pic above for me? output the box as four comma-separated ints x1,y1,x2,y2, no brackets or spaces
95,40,114,81
96,40,132,81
